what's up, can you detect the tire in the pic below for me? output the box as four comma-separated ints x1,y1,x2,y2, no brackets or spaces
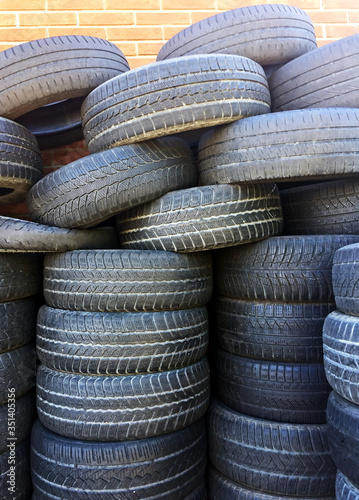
36,358,210,441
27,136,198,229
215,235,359,302
0,253,43,302
36,305,208,374
0,344,36,404
268,34,359,111
198,108,359,185
332,242,359,315
0,35,129,120
0,117,42,205
0,297,37,353
336,471,359,500
281,178,359,235
81,54,270,153
43,249,213,312
31,418,206,500
327,390,359,489
215,349,331,424
185,482,207,500
157,4,316,65
0,439,31,500
208,398,336,497
216,297,334,363
117,184,283,253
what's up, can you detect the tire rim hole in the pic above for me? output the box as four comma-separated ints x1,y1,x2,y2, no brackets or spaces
0,188,15,196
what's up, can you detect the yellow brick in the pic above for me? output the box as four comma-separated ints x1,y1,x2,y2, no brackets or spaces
108,27,163,41
79,12,134,26
136,12,190,25
48,0,104,10
0,28,47,42
48,27,107,37
137,41,164,56
20,12,77,27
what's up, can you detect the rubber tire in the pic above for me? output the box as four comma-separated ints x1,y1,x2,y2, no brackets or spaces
208,398,336,497
36,358,210,441
216,297,334,363
36,305,208,374
43,249,213,312
198,108,359,185
215,235,359,302
0,297,38,353
27,136,198,229
336,471,359,500
0,439,31,500
0,344,36,404
332,242,359,315
268,34,359,111
0,35,129,120
0,117,42,205
0,253,43,302
117,183,283,253
81,54,270,153
31,418,206,500
215,349,331,424
327,390,359,489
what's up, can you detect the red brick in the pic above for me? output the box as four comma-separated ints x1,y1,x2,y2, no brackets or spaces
108,27,163,41
52,150,89,166
113,41,137,57
0,15,17,27
136,12,190,25
0,43,18,52
325,24,359,38
314,25,324,38
306,10,348,23
0,0,45,9
48,0,104,9
163,26,187,40
48,27,107,38
217,0,320,9
317,38,336,47
0,201,29,220
137,41,164,56
323,0,357,7
20,12,77,26
191,11,218,24
0,28,47,42
163,0,215,9
79,12,134,26
105,0,160,9
127,56,157,69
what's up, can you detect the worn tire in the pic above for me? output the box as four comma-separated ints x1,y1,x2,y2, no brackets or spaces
0,439,31,500
81,54,270,153
215,235,359,302
0,344,36,404
216,297,334,363
208,399,336,497
0,253,43,302
332,242,359,315
0,297,37,353
269,34,359,111
43,249,212,312
36,305,208,374
336,471,359,500
117,184,283,253
198,108,359,185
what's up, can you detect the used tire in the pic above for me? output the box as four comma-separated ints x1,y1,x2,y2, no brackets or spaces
198,108,359,185
336,471,359,500
0,297,37,353
0,253,43,302
332,242,359,315
0,439,31,500
43,249,213,312
117,184,283,253
36,305,208,374
81,54,270,153
0,344,36,404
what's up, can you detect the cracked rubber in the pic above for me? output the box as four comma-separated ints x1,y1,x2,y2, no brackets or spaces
336,471,359,500
332,242,359,315
0,253,43,302
0,344,36,404
0,297,38,353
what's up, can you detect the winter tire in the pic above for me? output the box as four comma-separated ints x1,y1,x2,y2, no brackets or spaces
332,242,359,315
0,439,31,500
0,344,36,404
336,471,359,500
0,297,37,353
0,253,43,302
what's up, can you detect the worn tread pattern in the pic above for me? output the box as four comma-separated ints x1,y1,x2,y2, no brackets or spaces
0,252,43,302
27,136,198,229
0,344,36,404
43,249,213,312
36,358,210,441
31,419,206,500
198,108,359,185
81,54,270,153
0,439,31,500
208,399,336,497
332,242,359,315
215,235,359,302
336,471,359,500
37,305,208,374
0,297,37,353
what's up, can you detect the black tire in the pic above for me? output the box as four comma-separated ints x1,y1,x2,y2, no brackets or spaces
0,344,36,404
327,390,359,489
269,34,359,112
157,4,316,65
281,178,359,235
0,297,37,353
36,358,210,441
43,249,213,312
215,235,359,302
332,242,359,315
198,108,359,185
31,418,206,500
216,297,334,363
185,482,207,500
36,305,208,374
0,35,129,120
336,471,359,500
215,349,331,424
0,439,31,500
208,398,336,497
27,136,198,229
81,54,270,153
117,184,283,253
0,253,43,302
0,117,42,205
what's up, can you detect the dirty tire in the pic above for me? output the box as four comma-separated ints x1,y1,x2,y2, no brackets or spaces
27,136,198,229
198,108,359,185
157,4,316,64
36,358,210,441
31,418,206,500
216,297,334,363
208,398,336,497
117,184,283,253
0,35,129,120
327,390,359,489
0,344,36,404
0,297,37,353
185,482,207,500
269,34,359,111
215,349,331,424
332,243,359,315
0,253,43,302
336,471,359,500
81,54,270,153
43,249,213,312
0,439,31,500
36,305,208,374
215,235,359,302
